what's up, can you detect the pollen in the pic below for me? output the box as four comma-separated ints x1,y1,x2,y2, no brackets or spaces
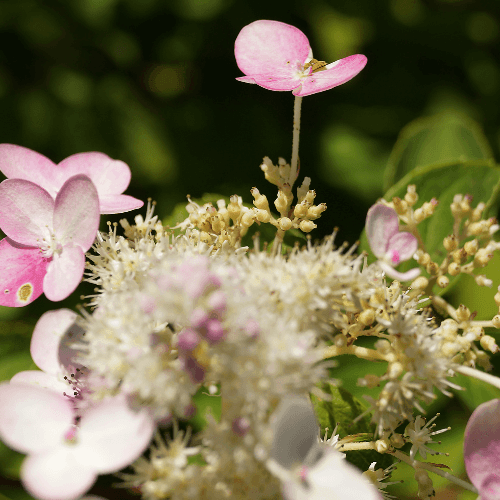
17,283,33,303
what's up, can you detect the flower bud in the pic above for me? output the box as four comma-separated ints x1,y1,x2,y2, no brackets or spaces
404,185,418,206
480,335,499,353
299,220,316,233
443,235,458,252
492,315,500,329
278,217,292,231
448,262,460,276
293,203,308,218
359,308,375,326
464,239,479,255
456,304,471,322
307,203,327,220
437,275,449,288
411,276,429,290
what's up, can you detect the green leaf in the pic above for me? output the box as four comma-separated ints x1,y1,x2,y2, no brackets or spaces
453,373,500,411
360,159,500,293
310,383,393,471
384,112,494,192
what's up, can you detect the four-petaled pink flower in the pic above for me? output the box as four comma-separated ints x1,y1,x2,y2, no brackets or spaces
464,399,500,500
0,175,100,306
234,20,367,97
0,144,143,214
0,384,154,500
366,204,420,282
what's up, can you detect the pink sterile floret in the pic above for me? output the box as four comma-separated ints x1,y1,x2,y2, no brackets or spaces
0,175,100,306
0,384,154,500
234,20,367,97
464,399,500,500
366,204,420,282
0,144,143,214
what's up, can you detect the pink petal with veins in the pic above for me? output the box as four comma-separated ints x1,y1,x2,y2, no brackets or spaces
57,152,131,195
235,20,310,81
53,175,100,251
0,238,48,307
246,75,302,92
10,370,71,395
77,396,155,473
0,179,54,246
22,448,97,500
293,54,367,97
464,399,500,500
43,244,85,302
0,383,73,454
31,309,78,374
0,144,61,196
387,231,418,262
366,204,399,259
98,194,144,214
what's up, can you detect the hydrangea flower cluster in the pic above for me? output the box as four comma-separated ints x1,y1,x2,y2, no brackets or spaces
0,18,500,500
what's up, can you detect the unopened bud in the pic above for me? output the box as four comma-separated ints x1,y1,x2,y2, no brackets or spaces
443,235,458,252
274,191,288,215
464,239,479,255
480,335,499,353
375,439,390,453
390,433,405,448
456,304,471,322
437,275,449,288
278,217,292,231
416,252,431,266
255,209,270,223
392,197,407,215
475,274,493,287
240,211,255,228
411,276,429,290
293,203,308,218
307,203,327,220
413,207,425,223
404,185,418,206
359,308,375,326
492,315,500,329
475,248,493,267
448,262,461,276
426,262,439,275
251,188,270,211
299,220,316,233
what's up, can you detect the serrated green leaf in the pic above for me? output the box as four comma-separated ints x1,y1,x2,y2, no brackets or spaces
311,383,393,471
384,112,494,192
360,160,500,294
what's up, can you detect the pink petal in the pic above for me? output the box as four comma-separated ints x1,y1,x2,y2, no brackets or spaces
22,448,97,500
0,179,54,246
98,194,144,214
0,383,73,454
43,244,85,302
387,231,418,262
0,238,48,307
10,370,71,395
379,261,421,282
57,152,131,197
235,20,310,80
293,54,367,97
31,309,78,374
0,144,61,196
245,75,302,92
53,175,100,251
77,397,155,473
366,204,399,259
464,399,500,500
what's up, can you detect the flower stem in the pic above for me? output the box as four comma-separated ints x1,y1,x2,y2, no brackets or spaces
290,95,303,187
456,365,500,390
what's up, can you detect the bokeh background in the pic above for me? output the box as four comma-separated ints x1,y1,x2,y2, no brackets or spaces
1,0,500,498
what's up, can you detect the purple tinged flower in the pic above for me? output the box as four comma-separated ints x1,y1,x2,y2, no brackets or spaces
234,20,367,97
464,399,500,500
0,384,154,500
0,175,100,306
0,144,143,214
366,204,420,282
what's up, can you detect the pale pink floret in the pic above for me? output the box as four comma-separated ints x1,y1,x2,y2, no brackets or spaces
0,144,143,214
234,20,367,97
10,309,82,394
366,204,420,282
464,399,500,500
0,384,154,500
0,175,100,306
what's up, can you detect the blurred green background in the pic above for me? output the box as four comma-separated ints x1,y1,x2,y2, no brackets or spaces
1,0,500,498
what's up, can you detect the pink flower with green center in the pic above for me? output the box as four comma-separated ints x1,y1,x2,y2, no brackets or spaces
0,144,143,214
234,20,367,97
464,399,500,500
366,204,420,282
0,175,100,306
